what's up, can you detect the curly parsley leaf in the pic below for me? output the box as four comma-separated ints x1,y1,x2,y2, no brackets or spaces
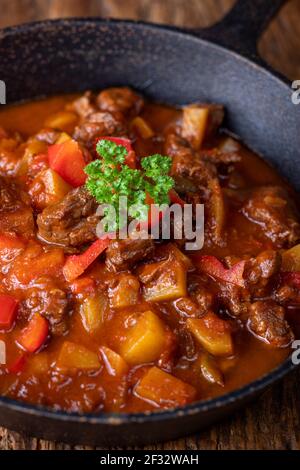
84,139,174,231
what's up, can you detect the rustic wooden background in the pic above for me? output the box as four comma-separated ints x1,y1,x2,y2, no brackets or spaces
0,0,300,451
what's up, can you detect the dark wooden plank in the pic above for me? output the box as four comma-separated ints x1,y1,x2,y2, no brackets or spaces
0,0,299,450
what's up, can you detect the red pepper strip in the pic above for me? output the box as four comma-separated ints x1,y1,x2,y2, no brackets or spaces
196,255,246,288
18,314,49,353
0,295,19,330
138,193,167,231
70,276,96,295
63,237,110,282
281,272,300,288
169,189,185,207
96,137,136,169
48,139,87,187
8,354,27,374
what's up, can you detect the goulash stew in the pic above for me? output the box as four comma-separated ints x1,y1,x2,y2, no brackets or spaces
0,88,299,413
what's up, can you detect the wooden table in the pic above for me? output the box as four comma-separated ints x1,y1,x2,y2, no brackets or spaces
0,0,300,451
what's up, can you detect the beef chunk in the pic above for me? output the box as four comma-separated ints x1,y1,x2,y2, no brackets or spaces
242,186,300,247
275,284,300,305
34,128,60,145
73,111,127,148
37,186,98,250
218,281,250,317
165,132,216,188
96,87,144,116
173,297,203,318
0,176,34,236
105,238,155,272
248,300,294,347
20,277,69,336
194,285,214,313
244,250,281,295
72,92,97,119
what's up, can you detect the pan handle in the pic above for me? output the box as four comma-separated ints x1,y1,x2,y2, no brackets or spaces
191,0,287,60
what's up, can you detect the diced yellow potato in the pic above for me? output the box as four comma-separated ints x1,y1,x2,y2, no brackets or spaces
187,313,233,357
197,352,224,386
218,136,240,153
166,243,194,271
45,111,78,133
27,353,49,375
42,168,72,203
120,311,166,365
55,132,72,144
181,105,209,150
131,116,154,139
100,346,129,376
139,259,187,302
80,292,107,333
135,366,196,407
109,274,140,309
56,341,100,371
282,244,300,272
17,140,47,176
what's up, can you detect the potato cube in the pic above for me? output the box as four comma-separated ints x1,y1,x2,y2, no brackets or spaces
45,111,78,133
81,292,107,333
100,346,129,376
182,105,209,150
109,274,140,309
135,367,196,407
120,311,166,365
56,341,100,372
282,244,300,272
197,352,224,386
139,259,187,302
187,313,233,357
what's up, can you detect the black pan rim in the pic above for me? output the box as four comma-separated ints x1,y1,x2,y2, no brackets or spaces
0,16,298,425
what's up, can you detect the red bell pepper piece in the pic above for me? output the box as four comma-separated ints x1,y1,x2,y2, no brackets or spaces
70,276,96,294
196,255,246,288
8,354,27,374
48,139,87,187
281,272,300,288
96,137,136,169
63,237,110,282
169,189,185,207
0,295,19,330
0,234,25,252
18,314,49,353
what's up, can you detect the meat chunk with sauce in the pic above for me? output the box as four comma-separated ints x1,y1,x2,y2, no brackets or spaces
37,186,98,250
248,300,294,347
96,87,144,116
244,250,281,295
242,186,300,248
20,277,69,336
72,91,97,119
105,238,155,272
73,110,127,148
0,176,34,236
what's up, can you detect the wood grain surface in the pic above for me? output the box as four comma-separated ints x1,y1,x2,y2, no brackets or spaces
0,0,300,451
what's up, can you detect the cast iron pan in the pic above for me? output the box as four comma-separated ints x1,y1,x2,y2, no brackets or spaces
0,0,299,446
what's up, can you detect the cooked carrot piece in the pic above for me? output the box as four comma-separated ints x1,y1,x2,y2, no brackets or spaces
282,244,300,272
135,366,196,407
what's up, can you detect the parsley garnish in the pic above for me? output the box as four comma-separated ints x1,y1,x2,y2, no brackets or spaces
84,140,174,231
